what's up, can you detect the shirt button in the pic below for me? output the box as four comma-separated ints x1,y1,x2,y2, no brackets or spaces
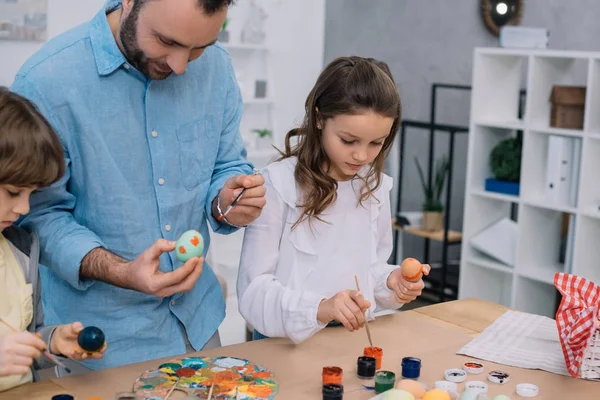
165,224,172,232
151,130,158,138
123,64,130,70
170,300,176,306
158,178,165,185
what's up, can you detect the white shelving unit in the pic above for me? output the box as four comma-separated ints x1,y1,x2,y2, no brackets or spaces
224,41,277,169
459,47,600,318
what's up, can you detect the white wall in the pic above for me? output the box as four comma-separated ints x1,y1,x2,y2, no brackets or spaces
1,0,105,86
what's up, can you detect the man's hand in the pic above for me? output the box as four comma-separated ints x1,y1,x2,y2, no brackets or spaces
123,239,204,297
386,264,431,303
214,173,266,227
81,240,204,298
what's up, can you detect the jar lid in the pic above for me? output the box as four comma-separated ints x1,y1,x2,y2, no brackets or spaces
465,380,488,394
434,380,458,393
444,368,467,383
463,361,484,374
515,383,539,398
487,370,510,384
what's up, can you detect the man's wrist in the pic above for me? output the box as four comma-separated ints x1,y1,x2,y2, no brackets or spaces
213,191,246,228
80,247,129,288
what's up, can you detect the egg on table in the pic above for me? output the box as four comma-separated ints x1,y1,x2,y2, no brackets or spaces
382,389,415,400
423,388,451,400
458,390,487,400
395,379,427,398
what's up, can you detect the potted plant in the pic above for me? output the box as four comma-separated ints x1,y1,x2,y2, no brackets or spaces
218,17,230,43
485,135,522,196
415,155,449,231
252,128,272,149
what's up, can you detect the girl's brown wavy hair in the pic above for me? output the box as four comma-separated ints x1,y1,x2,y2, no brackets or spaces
277,56,401,229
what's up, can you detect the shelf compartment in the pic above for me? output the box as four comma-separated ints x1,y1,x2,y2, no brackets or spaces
517,204,570,281
462,195,516,254
577,136,600,214
526,55,588,130
514,276,560,318
584,59,600,132
520,131,582,210
467,253,514,274
572,215,600,284
459,262,513,307
469,125,521,197
471,53,527,123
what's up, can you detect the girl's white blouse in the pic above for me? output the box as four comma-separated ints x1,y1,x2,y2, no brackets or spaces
237,157,402,343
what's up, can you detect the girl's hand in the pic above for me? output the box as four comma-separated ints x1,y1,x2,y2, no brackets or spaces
386,264,431,303
317,290,371,332
0,331,46,376
50,322,106,361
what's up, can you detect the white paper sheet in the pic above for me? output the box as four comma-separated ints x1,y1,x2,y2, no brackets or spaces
456,309,570,376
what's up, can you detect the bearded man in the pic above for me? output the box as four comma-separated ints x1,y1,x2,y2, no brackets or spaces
10,0,265,374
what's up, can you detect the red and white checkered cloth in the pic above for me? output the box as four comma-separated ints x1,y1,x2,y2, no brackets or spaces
554,272,600,378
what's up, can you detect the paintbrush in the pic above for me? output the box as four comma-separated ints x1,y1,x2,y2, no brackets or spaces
217,169,261,222
354,275,374,350
164,377,180,400
207,382,214,400
0,317,71,373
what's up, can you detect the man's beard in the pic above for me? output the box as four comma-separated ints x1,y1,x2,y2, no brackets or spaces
119,6,172,80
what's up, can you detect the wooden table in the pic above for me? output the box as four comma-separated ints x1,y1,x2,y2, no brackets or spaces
1,298,596,400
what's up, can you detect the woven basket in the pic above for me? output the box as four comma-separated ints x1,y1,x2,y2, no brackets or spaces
580,319,600,380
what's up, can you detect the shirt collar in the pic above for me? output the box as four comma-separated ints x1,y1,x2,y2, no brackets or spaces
89,0,127,76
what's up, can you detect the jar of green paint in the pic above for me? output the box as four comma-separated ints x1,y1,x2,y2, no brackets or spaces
374,370,396,393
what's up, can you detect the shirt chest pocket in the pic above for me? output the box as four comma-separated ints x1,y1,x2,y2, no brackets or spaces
175,116,218,190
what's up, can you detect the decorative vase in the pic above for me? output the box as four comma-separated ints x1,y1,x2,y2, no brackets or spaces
422,211,444,231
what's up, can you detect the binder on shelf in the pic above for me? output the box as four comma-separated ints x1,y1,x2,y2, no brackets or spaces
545,136,580,208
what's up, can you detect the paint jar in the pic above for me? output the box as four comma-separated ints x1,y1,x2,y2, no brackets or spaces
357,356,377,379
52,396,74,400
322,366,343,385
401,356,422,379
322,383,344,400
363,346,383,370
374,370,396,393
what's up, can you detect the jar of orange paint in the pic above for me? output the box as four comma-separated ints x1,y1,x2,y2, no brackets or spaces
363,346,383,370
322,366,343,385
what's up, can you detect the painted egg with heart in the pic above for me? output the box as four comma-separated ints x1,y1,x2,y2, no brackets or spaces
175,230,204,262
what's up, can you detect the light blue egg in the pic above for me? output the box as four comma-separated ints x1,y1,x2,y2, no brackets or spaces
458,389,481,400
175,230,204,262
493,396,511,400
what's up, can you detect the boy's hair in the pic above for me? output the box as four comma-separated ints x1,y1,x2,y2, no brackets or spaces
0,87,65,187
279,56,401,228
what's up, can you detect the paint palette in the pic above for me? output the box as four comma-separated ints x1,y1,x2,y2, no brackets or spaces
133,356,278,399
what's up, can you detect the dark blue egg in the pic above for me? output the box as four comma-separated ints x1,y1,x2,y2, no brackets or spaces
77,326,105,352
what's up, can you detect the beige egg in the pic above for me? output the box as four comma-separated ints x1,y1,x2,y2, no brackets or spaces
423,388,452,400
395,379,427,398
